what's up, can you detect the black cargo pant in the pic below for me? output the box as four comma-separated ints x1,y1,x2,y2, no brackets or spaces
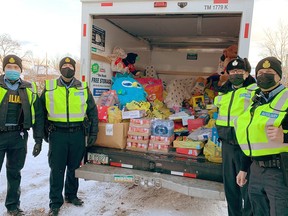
48,128,85,209
248,162,288,216
0,130,28,211
222,143,252,216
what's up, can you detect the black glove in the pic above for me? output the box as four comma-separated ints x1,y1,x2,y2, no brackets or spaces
32,143,42,157
87,135,97,147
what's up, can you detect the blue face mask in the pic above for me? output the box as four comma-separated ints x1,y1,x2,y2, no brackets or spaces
5,70,21,81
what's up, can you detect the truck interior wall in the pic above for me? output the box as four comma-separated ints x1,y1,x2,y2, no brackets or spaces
159,74,202,85
150,50,221,75
93,19,152,68
93,19,226,78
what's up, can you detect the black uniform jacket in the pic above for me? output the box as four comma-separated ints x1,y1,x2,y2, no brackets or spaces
0,75,44,144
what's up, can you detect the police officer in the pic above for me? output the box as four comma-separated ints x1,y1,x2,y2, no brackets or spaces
236,57,288,216
41,57,98,216
0,55,44,216
214,58,256,216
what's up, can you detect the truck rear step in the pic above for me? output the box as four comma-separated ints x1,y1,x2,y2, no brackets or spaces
76,164,225,201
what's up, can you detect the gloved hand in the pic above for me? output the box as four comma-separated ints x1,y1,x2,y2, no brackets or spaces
87,135,97,147
32,143,42,157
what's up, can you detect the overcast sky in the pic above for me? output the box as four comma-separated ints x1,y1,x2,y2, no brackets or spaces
249,0,288,66
0,0,288,66
0,0,81,59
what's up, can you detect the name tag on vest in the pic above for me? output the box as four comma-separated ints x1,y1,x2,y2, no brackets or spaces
74,92,84,96
260,111,279,118
239,93,251,98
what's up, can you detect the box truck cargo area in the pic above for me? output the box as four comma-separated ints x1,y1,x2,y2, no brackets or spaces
80,0,253,84
77,0,254,200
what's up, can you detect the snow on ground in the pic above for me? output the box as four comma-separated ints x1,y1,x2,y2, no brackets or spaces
0,131,228,216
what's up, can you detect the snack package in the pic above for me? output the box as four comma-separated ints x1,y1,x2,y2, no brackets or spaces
108,106,122,123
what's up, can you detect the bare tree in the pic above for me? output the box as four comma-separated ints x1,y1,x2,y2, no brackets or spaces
261,21,288,86
0,34,81,90
49,55,62,72
0,34,20,56
49,55,81,79
24,54,60,93
0,34,21,73
0,33,32,74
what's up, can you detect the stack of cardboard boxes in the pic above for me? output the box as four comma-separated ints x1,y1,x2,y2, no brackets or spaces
126,118,151,151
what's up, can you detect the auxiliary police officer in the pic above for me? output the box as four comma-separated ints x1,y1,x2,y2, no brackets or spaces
214,57,256,216
236,57,288,216
0,55,44,216
41,57,98,216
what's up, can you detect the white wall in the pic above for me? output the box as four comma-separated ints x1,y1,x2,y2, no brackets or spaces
150,50,221,74
93,19,151,68
93,19,222,78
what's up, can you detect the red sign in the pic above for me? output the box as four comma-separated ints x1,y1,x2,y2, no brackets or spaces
214,0,229,3
244,23,249,38
154,2,167,7
83,24,87,37
101,2,113,7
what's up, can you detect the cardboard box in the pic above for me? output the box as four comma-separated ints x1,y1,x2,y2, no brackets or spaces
122,110,145,119
95,122,129,149
130,118,151,125
173,138,204,149
149,139,173,145
126,142,148,152
176,148,202,156
127,138,149,144
150,135,174,142
148,143,171,153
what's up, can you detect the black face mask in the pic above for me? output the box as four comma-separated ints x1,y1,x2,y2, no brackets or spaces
229,74,244,86
61,68,75,78
257,74,276,89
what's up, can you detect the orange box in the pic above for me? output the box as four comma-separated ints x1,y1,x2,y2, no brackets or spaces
176,148,202,156
126,142,148,152
148,143,171,153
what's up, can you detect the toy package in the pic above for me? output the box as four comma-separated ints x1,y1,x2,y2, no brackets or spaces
109,47,140,76
112,73,147,109
164,77,195,109
96,90,118,106
136,77,163,102
107,106,122,123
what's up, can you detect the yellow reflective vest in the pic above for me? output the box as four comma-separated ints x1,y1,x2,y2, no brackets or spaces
0,82,37,124
45,79,88,122
214,83,258,127
234,88,288,157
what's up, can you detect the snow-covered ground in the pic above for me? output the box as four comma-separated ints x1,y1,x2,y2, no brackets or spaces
0,131,228,216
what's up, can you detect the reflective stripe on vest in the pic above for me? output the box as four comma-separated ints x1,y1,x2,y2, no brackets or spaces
26,82,37,124
0,82,37,124
235,89,288,156
214,83,258,127
0,88,7,105
45,80,88,122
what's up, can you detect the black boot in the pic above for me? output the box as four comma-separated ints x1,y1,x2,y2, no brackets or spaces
7,208,24,216
65,197,84,206
48,208,60,216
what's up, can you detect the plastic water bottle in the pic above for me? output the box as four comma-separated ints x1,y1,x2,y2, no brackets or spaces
151,119,174,137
